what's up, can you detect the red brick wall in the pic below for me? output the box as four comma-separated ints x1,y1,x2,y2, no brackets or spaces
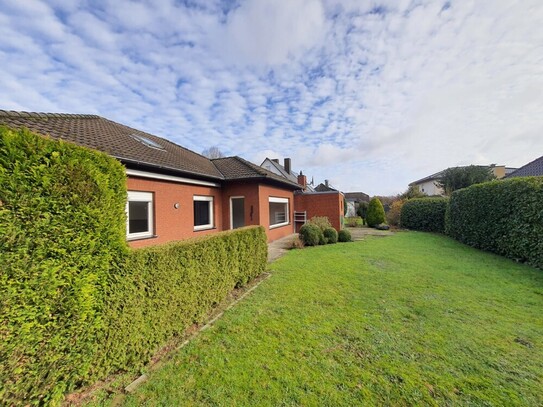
127,177,223,248
258,184,295,242
220,182,261,230
294,192,344,232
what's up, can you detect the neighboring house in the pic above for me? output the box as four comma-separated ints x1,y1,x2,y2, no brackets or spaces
410,165,517,196
344,192,370,217
261,157,315,192
506,155,543,178
314,180,337,192
0,110,300,246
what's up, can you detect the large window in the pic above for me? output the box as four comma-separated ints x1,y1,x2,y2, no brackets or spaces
269,197,289,228
194,195,214,230
127,191,154,239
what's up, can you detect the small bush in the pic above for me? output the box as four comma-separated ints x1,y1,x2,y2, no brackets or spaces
356,202,369,224
299,224,322,246
338,229,352,242
290,236,304,249
446,177,543,269
400,198,448,233
323,227,338,244
307,216,332,232
386,199,406,226
366,197,386,227
344,216,363,227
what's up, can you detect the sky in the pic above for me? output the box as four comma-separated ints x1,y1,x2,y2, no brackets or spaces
1,0,542,195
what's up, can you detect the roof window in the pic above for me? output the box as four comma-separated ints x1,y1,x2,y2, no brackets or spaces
130,134,165,150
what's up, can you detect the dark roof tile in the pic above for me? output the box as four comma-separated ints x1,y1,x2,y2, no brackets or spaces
507,155,543,177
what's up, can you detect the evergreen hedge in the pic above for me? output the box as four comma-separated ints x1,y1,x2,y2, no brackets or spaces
400,198,449,233
0,126,127,405
366,197,386,227
446,177,543,269
99,226,267,374
0,127,268,404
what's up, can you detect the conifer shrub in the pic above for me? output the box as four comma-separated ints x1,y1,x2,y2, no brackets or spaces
366,197,386,227
446,177,543,269
0,126,127,405
400,198,448,233
338,229,352,242
299,223,322,246
323,227,338,244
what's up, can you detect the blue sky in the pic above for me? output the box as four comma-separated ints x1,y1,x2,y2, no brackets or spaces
1,0,542,195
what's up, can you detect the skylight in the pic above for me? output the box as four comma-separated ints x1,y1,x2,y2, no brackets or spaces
130,134,165,150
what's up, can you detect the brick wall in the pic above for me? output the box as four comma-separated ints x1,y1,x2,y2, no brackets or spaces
127,177,223,248
294,192,344,232
258,184,295,242
220,181,261,230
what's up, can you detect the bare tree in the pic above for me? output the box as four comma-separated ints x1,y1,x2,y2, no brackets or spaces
201,146,225,159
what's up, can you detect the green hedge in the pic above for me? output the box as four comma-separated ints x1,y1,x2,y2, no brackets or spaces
366,197,386,227
446,177,543,269
400,198,449,233
0,127,268,405
98,226,267,374
0,126,127,405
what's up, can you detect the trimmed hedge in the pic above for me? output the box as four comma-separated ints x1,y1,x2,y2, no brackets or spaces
99,226,267,375
323,227,338,244
299,223,322,246
0,127,268,405
446,177,543,269
338,229,352,242
400,198,449,233
0,127,127,405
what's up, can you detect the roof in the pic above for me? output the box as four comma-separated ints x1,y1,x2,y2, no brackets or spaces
212,156,301,189
261,158,315,192
315,182,338,192
506,155,543,178
409,164,517,186
344,192,370,202
0,110,223,180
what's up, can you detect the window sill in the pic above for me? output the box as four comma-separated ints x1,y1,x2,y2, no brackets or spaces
127,234,158,242
269,222,290,230
194,226,216,232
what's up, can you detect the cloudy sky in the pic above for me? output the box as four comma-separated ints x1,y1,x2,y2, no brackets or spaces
1,0,542,195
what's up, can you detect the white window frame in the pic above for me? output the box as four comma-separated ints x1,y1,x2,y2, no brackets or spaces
193,195,214,231
126,191,154,240
269,197,289,229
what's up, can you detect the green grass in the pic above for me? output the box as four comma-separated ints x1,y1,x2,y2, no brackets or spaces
94,232,543,406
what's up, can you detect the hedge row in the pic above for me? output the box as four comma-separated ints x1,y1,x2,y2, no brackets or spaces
0,126,128,404
400,198,449,233
0,127,268,405
446,177,543,269
99,226,267,375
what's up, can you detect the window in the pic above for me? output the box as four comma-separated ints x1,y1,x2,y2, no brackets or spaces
129,134,165,150
269,197,289,228
194,195,214,230
127,191,154,239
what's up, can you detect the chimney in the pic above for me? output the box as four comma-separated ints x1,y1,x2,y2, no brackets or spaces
325,179,329,187
272,158,279,164
297,171,307,191
284,158,291,174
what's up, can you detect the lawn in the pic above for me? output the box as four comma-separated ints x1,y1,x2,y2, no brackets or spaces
94,232,543,406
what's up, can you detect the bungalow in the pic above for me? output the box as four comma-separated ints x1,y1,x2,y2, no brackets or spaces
0,110,300,246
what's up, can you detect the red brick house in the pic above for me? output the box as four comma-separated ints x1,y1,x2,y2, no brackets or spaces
0,111,300,247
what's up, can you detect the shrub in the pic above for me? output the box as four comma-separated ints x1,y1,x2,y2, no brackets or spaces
400,198,448,233
323,227,338,244
299,223,322,246
344,216,363,227
338,229,352,242
356,202,369,224
99,227,267,375
0,127,127,405
386,199,406,226
366,197,386,227
446,177,543,269
307,216,332,232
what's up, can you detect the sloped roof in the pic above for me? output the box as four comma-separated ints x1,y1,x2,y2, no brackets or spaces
506,155,543,178
409,165,518,186
212,156,301,189
261,158,315,192
344,192,370,202
315,182,338,192
0,110,223,180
